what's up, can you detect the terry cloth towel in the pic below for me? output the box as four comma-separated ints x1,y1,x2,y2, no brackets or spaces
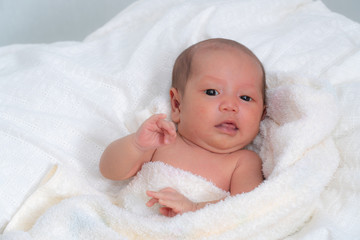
116,161,230,216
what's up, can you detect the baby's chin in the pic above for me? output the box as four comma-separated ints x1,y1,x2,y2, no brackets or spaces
178,132,248,154
196,140,246,154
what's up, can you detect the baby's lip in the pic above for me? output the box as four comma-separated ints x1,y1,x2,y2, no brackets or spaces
215,121,239,135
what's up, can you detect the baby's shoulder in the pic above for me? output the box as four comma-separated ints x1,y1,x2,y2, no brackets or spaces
231,149,262,170
231,149,260,159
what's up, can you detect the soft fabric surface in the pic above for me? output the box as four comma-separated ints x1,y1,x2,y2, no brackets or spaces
1,0,360,239
116,161,230,216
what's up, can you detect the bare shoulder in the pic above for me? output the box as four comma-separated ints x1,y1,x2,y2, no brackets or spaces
233,149,262,169
229,150,264,195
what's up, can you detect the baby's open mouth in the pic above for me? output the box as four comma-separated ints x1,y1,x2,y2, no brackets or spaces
215,121,238,135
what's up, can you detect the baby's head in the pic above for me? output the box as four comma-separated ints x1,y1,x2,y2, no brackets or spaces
172,38,266,104
170,38,266,153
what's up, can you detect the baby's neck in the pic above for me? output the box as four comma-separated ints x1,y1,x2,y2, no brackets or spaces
176,132,233,155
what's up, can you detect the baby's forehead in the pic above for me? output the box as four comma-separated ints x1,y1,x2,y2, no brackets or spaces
189,46,265,89
194,44,255,60
191,46,260,71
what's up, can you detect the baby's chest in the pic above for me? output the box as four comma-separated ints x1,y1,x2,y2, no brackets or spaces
152,148,237,192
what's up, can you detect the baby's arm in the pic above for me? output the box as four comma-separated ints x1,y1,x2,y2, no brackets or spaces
146,188,195,217
146,188,224,217
230,150,264,195
99,114,176,180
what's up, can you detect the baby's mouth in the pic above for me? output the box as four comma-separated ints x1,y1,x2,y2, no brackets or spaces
215,121,238,135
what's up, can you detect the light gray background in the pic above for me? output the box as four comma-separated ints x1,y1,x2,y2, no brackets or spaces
0,0,359,47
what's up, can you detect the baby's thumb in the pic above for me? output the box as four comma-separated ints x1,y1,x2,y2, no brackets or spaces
164,131,176,144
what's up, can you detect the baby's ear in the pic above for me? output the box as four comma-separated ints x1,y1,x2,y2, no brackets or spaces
261,106,267,121
170,88,181,123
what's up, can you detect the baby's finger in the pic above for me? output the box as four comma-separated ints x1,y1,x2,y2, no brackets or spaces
157,119,175,133
157,121,177,144
146,190,165,200
165,128,177,144
159,187,178,193
146,197,158,207
138,114,167,135
146,190,159,198
147,113,167,124
159,207,178,217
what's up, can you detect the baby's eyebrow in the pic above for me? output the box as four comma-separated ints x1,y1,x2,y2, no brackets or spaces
200,75,225,84
240,86,261,94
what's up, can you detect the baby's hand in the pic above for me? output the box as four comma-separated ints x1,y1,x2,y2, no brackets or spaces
134,114,176,151
146,187,197,217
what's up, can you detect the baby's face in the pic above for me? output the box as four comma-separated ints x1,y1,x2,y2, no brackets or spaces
176,48,265,153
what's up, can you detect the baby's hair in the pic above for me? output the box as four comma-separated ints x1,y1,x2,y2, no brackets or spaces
171,38,266,104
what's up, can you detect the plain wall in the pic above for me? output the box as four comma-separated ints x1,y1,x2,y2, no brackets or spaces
0,0,359,47
323,0,360,23
0,0,135,46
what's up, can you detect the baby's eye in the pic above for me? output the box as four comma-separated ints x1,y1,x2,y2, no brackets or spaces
240,96,252,101
204,89,219,96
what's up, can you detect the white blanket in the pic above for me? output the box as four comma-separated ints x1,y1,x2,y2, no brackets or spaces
116,161,230,217
1,0,360,239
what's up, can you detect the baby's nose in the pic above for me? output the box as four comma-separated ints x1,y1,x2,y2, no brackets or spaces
220,101,238,112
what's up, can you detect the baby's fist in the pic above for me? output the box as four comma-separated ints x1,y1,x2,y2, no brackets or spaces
134,114,176,151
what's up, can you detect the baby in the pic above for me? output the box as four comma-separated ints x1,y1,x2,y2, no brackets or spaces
100,38,266,217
